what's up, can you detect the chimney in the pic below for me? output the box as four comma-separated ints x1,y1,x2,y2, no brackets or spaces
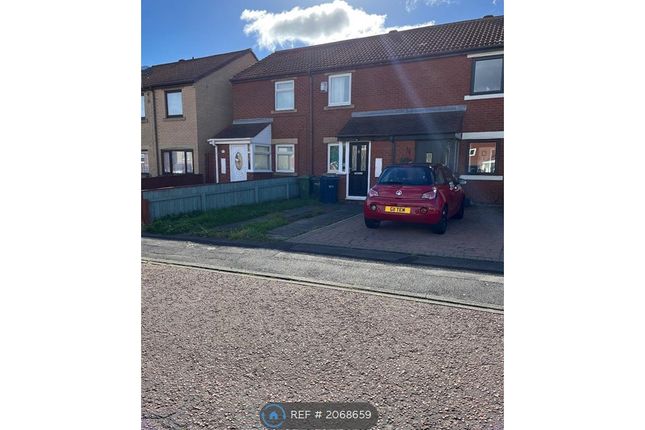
483,14,494,18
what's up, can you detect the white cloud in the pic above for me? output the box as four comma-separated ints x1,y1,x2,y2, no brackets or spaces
241,0,434,51
405,0,454,13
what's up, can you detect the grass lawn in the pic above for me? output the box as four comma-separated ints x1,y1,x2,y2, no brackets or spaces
143,198,321,238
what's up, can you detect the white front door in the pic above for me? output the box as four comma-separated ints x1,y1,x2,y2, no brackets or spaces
229,144,248,182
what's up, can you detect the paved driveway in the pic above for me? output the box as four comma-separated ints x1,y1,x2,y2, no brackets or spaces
287,205,503,262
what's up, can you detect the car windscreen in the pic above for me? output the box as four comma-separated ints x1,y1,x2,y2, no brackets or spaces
378,167,434,186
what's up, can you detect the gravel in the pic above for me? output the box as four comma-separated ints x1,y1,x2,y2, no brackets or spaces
142,262,503,430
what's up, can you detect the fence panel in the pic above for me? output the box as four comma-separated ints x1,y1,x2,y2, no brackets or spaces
142,177,301,222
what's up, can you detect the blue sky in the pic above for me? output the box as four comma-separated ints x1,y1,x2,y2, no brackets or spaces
142,0,504,66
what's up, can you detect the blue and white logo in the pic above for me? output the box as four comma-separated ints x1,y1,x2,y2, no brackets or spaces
260,403,287,429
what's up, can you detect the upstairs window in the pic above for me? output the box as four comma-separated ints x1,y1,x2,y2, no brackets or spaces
471,57,503,94
328,73,351,106
275,80,294,111
141,94,146,119
165,90,183,117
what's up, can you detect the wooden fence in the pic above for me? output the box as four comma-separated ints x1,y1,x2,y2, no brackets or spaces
141,177,300,223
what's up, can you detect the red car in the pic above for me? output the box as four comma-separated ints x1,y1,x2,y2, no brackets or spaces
363,163,466,234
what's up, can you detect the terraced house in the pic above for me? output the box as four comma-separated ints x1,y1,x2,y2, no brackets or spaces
210,15,504,204
141,49,257,183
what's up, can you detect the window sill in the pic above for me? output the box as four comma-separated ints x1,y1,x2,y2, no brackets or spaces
164,116,186,121
324,104,354,110
459,174,503,181
464,93,504,101
248,169,272,173
275,171,296,175
326,171,346,175
271,109,297,114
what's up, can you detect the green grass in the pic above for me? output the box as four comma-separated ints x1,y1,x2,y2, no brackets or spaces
211,214,289,241
144,198,319,236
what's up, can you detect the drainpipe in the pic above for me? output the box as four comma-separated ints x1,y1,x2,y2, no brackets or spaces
214,144,219,183
309,69,315,177
151,88,161,175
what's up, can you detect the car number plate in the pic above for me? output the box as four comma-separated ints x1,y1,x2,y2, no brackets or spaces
384,206,410,214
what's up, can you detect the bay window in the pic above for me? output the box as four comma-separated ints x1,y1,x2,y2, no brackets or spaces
252,144,271,171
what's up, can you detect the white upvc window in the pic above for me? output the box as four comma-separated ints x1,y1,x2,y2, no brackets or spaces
328,73,351,106
141,151,149,174
327,142,347,173
275,144,295,173
141,94,146,118
250,144,271,171
275,80,294,110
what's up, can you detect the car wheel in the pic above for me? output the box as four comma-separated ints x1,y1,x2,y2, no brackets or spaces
431,206,448,234
364,218,380,229
453,198,465,219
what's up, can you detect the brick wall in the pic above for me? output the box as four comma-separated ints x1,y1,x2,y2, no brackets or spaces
196,52,257,178
142,53,258,179
232,52,504,202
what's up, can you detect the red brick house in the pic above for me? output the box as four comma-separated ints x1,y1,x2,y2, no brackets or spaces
208,15,504,204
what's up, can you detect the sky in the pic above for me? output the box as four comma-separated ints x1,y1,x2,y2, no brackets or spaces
142,0,504,66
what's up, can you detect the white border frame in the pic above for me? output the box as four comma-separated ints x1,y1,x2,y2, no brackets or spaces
459,175,503,181
328,73,352,107
274,144,295,173
345,141,371,201
459,131,504,139
464,93,504,101
274,80,295,111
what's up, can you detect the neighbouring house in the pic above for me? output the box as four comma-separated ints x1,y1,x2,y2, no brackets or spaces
210,15,504,204
141,49,258,183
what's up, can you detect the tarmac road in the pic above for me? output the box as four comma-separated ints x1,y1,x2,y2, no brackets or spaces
141,262,503,430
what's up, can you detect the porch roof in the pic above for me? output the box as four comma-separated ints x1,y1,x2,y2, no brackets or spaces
337,110,465,140
211,121,271,140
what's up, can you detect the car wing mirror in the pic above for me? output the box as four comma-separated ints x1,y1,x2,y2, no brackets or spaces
458,178,467,185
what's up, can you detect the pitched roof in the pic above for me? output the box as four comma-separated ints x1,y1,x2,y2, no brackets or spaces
233,15,503,82
142,49,255,89
211,121,271,140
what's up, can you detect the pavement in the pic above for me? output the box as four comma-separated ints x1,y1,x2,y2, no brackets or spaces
141,261,504,430
142,237,504,309
267,204,362,240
